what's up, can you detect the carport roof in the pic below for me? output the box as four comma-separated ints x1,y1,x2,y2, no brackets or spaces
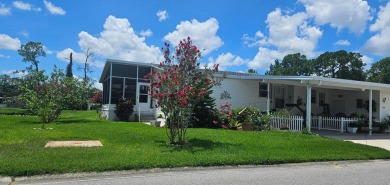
223,74,390,92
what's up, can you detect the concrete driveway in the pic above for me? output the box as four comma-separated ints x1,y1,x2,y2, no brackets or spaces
313,130,390,151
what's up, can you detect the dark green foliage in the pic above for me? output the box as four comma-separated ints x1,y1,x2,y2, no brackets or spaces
66,52,73,78
0,74,21,97
190,85,217,128
314,50,366,81
266,53,314,76
367,57,390,84
115,98,134,121
266,51,366,81
18,41,46,72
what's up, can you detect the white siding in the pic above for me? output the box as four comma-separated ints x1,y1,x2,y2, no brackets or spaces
211,79,263,110
380,92,390,121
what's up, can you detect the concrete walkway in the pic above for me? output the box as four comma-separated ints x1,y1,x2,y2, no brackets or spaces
313,130,390,151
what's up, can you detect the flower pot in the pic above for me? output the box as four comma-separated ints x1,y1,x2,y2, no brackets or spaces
242,123,253,131
150,121,161,127
347,127,358,133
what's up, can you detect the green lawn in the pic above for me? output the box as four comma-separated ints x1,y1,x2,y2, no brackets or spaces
1,109,390,177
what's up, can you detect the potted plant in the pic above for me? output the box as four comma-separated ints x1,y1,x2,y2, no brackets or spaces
347,122,358,133
279,124,289,130
150,120,161,127
230,120,241,130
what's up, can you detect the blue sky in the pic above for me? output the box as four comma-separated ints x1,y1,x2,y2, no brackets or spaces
1,0,390,89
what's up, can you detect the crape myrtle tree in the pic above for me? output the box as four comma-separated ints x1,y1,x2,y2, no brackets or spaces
18,66,87,128
146,37,219,145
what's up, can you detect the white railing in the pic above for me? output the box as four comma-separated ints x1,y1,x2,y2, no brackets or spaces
311,116,359,132
271,115,359,132
271,115,303,132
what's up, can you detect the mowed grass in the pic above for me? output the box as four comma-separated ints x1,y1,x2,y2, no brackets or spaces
1,109,390,176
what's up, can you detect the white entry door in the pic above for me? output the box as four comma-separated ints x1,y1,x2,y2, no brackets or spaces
136,83,151,113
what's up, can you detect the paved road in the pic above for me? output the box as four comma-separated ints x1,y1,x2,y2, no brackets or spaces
13,160,390,185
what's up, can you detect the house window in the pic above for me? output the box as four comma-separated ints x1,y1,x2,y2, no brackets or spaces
356,99,363,108
259,83,268,97
319,93,325,106
311,90,316,104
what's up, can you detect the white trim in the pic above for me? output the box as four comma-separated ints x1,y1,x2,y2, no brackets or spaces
306,85,311,131
369,89,373,136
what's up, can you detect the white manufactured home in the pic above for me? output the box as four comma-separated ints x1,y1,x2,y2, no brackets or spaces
100,59,390,134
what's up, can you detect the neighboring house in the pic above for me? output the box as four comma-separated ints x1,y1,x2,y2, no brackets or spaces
100,59,390,134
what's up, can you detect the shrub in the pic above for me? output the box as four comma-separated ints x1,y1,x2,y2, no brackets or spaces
115,98,134,121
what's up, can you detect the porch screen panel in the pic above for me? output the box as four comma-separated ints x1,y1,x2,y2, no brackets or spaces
103,79,110,104
124,79,136,104
111,78,123,104
138,66,151,82
112,64,137,78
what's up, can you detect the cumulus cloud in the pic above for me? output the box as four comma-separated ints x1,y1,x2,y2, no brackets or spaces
0,3,11,15
248,47,284,70
207,53,249,71
13,1,41,11
140,29,153,37
245,8,322,70
362,2,390,56
164,18,223,55
334,40,351,46
43,0,65,15
156,10,168,22
57,16,161,67
0,34,21,50
299,0,372,34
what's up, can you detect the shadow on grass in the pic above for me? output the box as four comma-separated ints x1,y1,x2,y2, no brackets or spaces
157,138,238,154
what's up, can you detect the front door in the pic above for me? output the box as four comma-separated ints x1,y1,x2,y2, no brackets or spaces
137,83,151,113
274,86,285,109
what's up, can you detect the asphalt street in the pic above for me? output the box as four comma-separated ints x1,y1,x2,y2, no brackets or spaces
10,160,390,185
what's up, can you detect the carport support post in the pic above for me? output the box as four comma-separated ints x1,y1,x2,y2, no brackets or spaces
306,85,311,131
267,82,270,114
369,89,373,136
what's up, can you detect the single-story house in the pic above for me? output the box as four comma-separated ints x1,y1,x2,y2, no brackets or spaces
99,59,390,135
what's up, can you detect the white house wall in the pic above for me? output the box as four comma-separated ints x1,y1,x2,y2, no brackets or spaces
380,92,390,121
212,78,263,110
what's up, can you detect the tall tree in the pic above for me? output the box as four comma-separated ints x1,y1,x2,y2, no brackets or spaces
247,69,258,74
266,53,313,76
315,50,365,81
79,48,95,83
367,57,390,84
18,41,46,72
66,52,73,78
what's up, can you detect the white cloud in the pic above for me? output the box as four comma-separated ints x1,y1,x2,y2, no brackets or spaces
334,40,351,46
140,29,153,37
0,34,21,50
18,30,29,38
207,53,249,71
299,0,372,34
248,47,284,70
156,10,168,22
13,1,31,10
0,3,11,15
361,54,373,69
57,16,161,67
164,18,223,55
0,54,10,58
42,45,53,54
246,8,322,70
363,2,390,56
43,0,65,15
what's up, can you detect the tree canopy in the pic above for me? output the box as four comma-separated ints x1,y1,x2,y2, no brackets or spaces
266,50,366,81
366,57,390,84
18,41,46,72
